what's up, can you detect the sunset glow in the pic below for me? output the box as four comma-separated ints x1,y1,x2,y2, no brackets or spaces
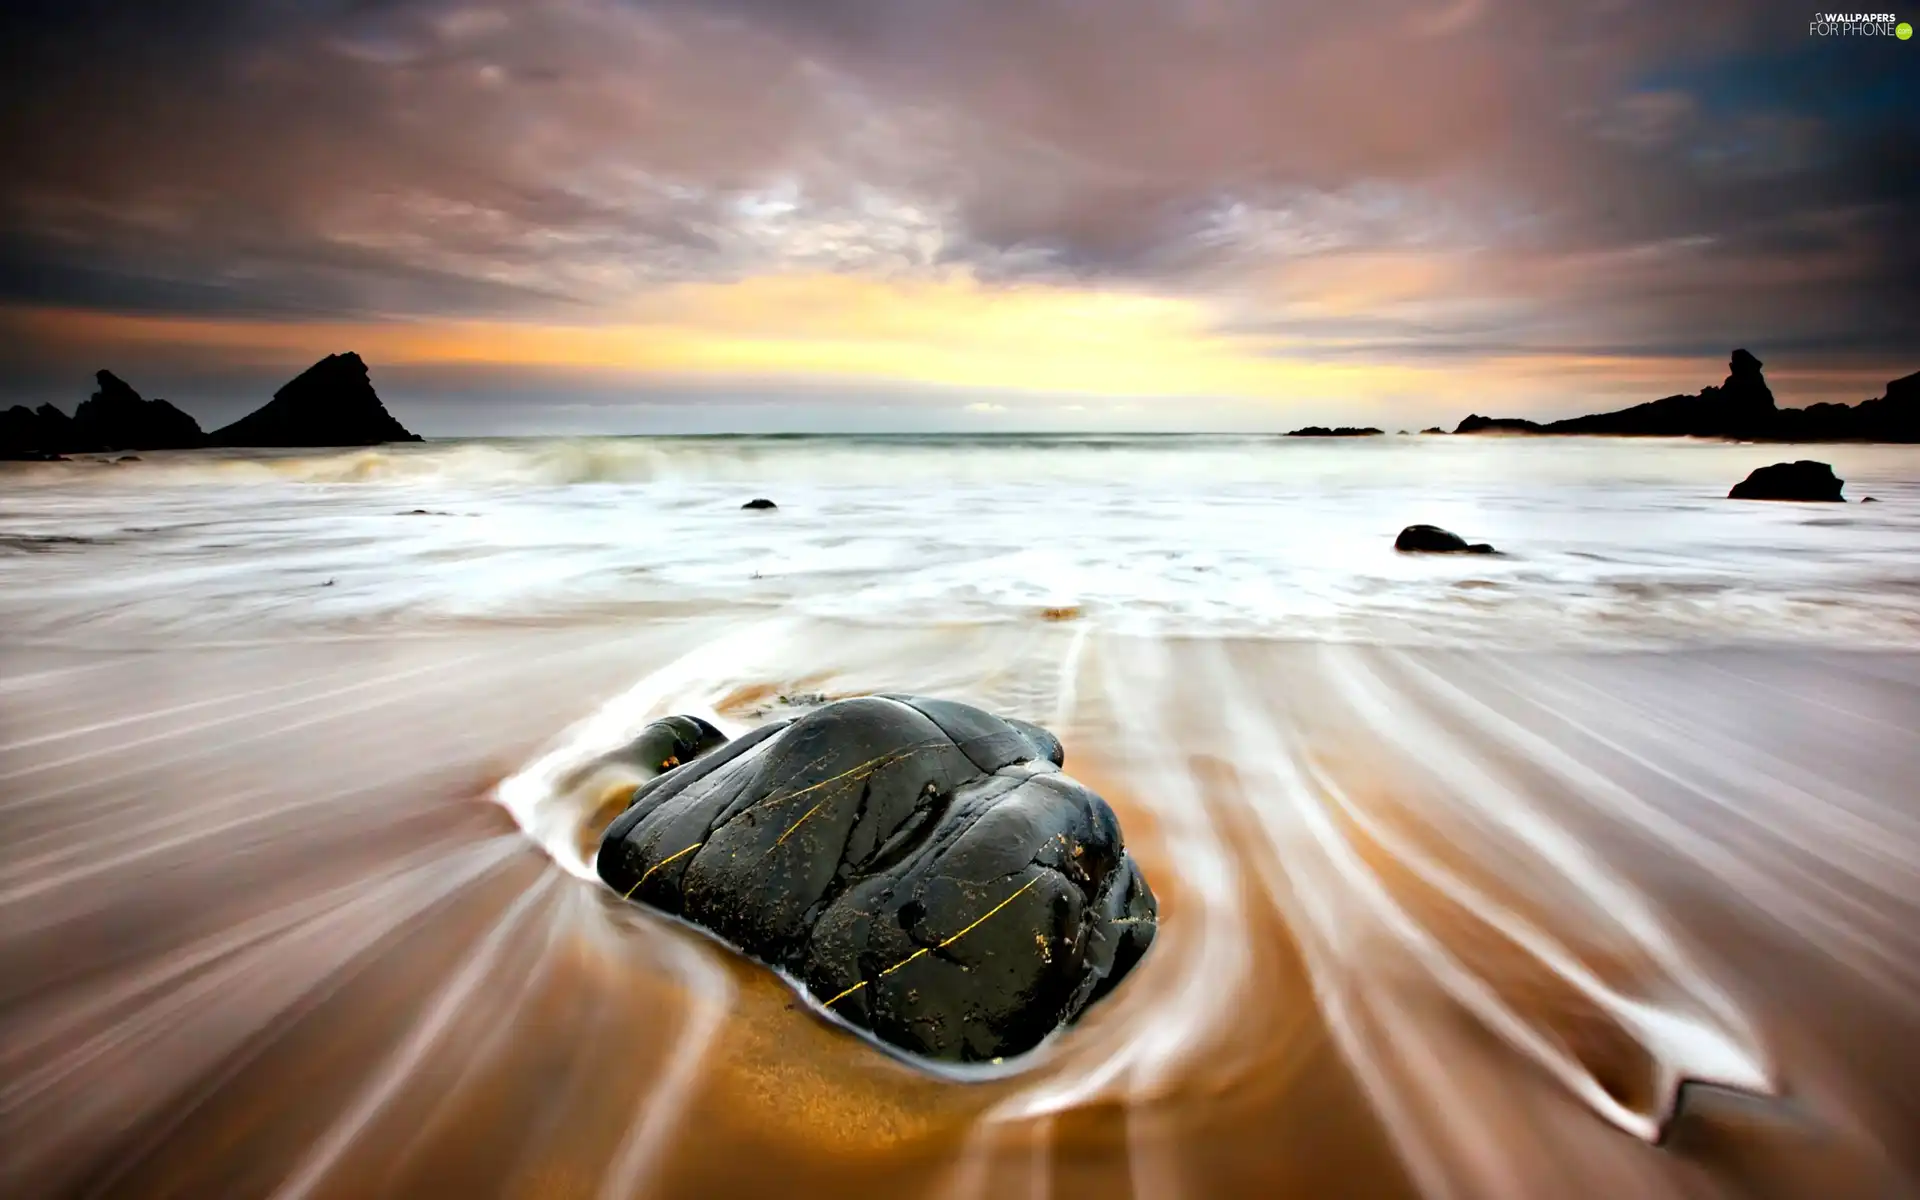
0,1,1913,430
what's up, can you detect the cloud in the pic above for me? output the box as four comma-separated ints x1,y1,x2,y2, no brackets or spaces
0,0,1913,416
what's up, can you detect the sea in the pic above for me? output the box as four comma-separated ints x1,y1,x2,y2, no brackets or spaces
2,433,1918,645
2,433,1917,1200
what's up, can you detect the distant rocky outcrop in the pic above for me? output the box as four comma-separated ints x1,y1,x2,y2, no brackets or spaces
72,371,205,451
1395,525,1498,554
1455,414,1545,434
1453,351,1919,442
1728,461,1846,502
1,403,85,459
5,373,205,457
1548,348,1778,438
1420,426,1447,435
210,353,421,448
5,354,419,459
1285,426,1384,437
1769,370,1919,442
741,497,778,510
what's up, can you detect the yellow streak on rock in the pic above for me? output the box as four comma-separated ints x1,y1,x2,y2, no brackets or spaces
761,739,948,850
823,874,1044,1008
624,840,704,899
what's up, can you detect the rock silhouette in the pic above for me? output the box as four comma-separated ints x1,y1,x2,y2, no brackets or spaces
8,355,421,457
1771,370,1919,441
1728,461,1846,502
598,695,1157,1063
1,404,84,459
72,371,205,451
1454,414,1546,434
741,498,778,510
1395,525,1497,554
1285,426,1383,437
211,353,420,447
1454,351,1918,442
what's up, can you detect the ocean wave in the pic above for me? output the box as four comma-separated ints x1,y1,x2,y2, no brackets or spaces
1,435,1916,649
2,430,1865,489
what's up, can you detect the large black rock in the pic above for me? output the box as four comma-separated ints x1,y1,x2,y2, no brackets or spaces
597,695,1156,1063
211,352,421,447
73,371,205,451
1728,461,1845,502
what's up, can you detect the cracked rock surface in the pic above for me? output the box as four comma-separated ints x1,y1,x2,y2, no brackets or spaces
597,695,1157,1063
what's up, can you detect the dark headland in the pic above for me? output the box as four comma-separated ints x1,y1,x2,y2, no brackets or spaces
1285,425,1384,438
0,351,420,459
1454,350,1919,442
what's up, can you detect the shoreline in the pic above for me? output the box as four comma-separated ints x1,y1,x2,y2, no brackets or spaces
4,625,1916,1197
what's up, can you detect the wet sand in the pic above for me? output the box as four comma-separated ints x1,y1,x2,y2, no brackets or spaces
4,621,1918,1199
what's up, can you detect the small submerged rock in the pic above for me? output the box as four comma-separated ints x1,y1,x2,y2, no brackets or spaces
1396,524,1497,554
738,691,837,720
1728,461,1845,502
741,498,778,510
767,690,833,711
614,714,730,775
598,695,1156,1063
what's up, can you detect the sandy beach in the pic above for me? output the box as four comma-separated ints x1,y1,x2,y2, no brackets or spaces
5,614,1917,1199
6,0,1919,1191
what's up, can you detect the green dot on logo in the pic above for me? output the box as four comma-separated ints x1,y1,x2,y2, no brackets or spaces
1899,20,1914,38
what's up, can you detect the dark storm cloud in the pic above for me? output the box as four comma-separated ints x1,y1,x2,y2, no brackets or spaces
0,0,1913,374
0,0,850,317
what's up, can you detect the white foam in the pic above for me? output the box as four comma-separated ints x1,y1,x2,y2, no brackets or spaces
4,435,1918,647
493,619,794,879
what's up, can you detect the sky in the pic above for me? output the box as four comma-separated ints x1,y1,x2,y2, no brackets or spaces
0,0,1915,434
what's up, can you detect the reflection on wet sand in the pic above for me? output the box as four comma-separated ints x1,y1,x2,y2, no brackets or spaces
3,620,1917,1198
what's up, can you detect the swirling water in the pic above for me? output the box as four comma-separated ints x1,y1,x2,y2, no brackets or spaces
2,434,1918,1199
